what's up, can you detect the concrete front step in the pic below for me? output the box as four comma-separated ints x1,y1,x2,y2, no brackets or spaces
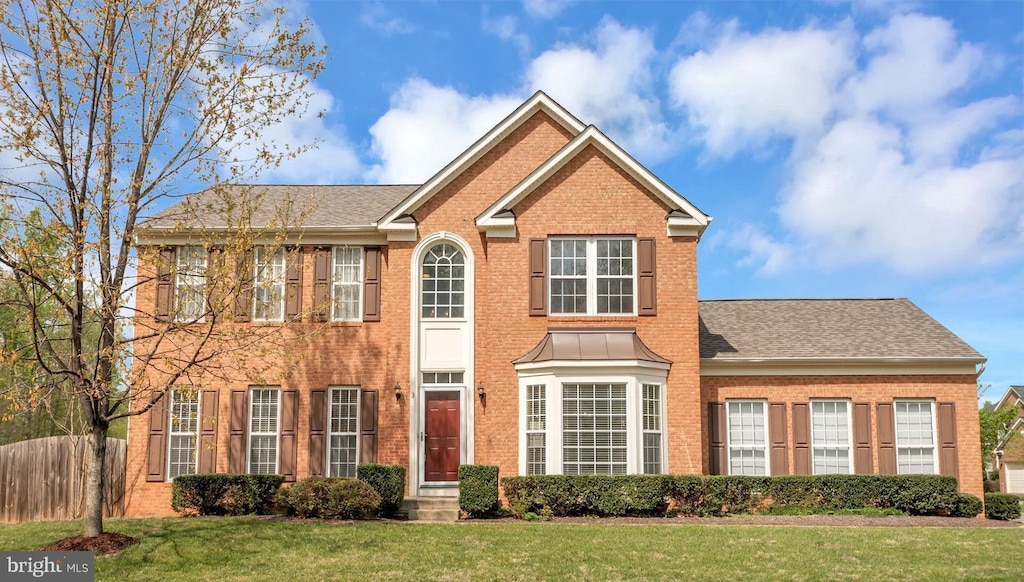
402,496,460,522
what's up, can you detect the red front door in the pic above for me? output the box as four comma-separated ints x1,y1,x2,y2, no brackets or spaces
425,391,460,482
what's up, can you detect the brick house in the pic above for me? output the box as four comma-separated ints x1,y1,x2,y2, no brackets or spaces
993,386,1024,493
125,92,985,516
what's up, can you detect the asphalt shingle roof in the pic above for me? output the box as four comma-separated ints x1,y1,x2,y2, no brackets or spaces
140,184,419,231
698,298,984,361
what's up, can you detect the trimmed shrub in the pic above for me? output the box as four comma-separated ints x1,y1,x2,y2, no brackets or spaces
950,493,983,518
985,493,1023,520
277,477,381,519
503,474,966,518
458,465,500,517
171,474,283,516
357,464,405,517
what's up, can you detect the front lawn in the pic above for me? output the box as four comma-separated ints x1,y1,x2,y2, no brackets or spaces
1,517,1021,581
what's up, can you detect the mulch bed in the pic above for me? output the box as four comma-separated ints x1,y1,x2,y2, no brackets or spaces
41,532,141,555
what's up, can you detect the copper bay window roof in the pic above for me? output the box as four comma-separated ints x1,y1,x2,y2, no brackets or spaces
512,328,671,365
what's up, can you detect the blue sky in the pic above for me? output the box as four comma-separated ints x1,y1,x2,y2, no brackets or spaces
248,0,1022,401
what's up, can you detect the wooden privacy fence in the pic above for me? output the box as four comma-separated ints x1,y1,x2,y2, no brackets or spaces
0,436,126,524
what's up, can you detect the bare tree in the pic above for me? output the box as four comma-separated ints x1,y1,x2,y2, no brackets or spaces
0,0,325,537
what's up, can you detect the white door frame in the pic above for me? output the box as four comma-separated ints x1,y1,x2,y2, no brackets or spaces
408,232,475,496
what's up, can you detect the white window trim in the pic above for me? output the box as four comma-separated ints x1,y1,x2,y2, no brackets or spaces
894,399,939,475
810,399,854,475
331,247,363,322
247,387,281,475
641,382,665,475
166,388,200,481
253,247,285,322
726,400,771,476
327,386,361,478
174,246,207,323
548,237,637,316
517,371,668,476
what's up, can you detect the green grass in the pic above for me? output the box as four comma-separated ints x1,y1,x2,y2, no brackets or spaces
1,517,1022,581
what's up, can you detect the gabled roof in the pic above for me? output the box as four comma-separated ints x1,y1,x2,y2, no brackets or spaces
377,91,586,237
699,298,984,364
513,328,671,366
995,386,1024,411
138,184,417,233
475,125,710,239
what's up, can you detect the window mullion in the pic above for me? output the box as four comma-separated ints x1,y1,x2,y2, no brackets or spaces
587,239,597,315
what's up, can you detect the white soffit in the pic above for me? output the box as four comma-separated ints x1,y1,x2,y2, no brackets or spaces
475,125,711,238
377,91,585,235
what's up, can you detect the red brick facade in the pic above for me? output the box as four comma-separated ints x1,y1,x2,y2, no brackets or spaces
125,99,984,516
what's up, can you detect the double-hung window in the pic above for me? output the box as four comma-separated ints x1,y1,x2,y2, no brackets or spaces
525,384,546,475
727,400,769,476
895,400,937,474
642,384,662,474
332,248,362,321
549,238,635,315
328,387,359,477
248,387,279,474
811,400,852,474
175,246,207,322
167,389,199,479
253,247,285,321
562,383,628,475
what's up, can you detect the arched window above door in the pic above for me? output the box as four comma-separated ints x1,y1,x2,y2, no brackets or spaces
421,243,465,318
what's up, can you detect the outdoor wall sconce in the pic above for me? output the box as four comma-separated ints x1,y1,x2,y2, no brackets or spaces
394,382,402,400
477,382,486,401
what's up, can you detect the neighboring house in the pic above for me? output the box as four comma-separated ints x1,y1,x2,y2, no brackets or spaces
124,92,986,516
994,386,1024,494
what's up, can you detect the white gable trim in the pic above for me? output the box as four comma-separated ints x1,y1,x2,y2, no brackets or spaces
377,91,585,236
995,387,1024,411
475,126,711,239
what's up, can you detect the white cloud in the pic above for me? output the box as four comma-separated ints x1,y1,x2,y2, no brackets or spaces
669,22,854,157
360,2,416,36
365,79,522,184
527,18,671,160
523,0,574,19
482,12,530,56
677,13,1024,276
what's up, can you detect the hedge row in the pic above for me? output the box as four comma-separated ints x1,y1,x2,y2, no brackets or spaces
275,477,381,519
171,474,284,516
501,474,981,518
984,493,1023,520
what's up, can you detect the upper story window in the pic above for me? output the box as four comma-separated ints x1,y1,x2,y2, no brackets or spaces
549,237,635,315
253,247,285,321
174,246,207,322
421,243,464,318
332,247,363,321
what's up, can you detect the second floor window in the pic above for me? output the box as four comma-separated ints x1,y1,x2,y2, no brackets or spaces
422,243,465,318
253,247,285,321
549,238,635,315
332,247,363,321
175,246,207,322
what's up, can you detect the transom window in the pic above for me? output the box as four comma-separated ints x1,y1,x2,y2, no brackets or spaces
811,400,852,475
253,247,285,321
175,246,207,322
549,238,635,315
248,387,279,474
895,400,937,474
328,387,359,478
727,400,768,476
422,371,464,384
562,383,627,475
421,243,465,318
168,389,199,479
332,247,362,321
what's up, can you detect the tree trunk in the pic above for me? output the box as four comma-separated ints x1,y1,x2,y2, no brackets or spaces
83,426,107,537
